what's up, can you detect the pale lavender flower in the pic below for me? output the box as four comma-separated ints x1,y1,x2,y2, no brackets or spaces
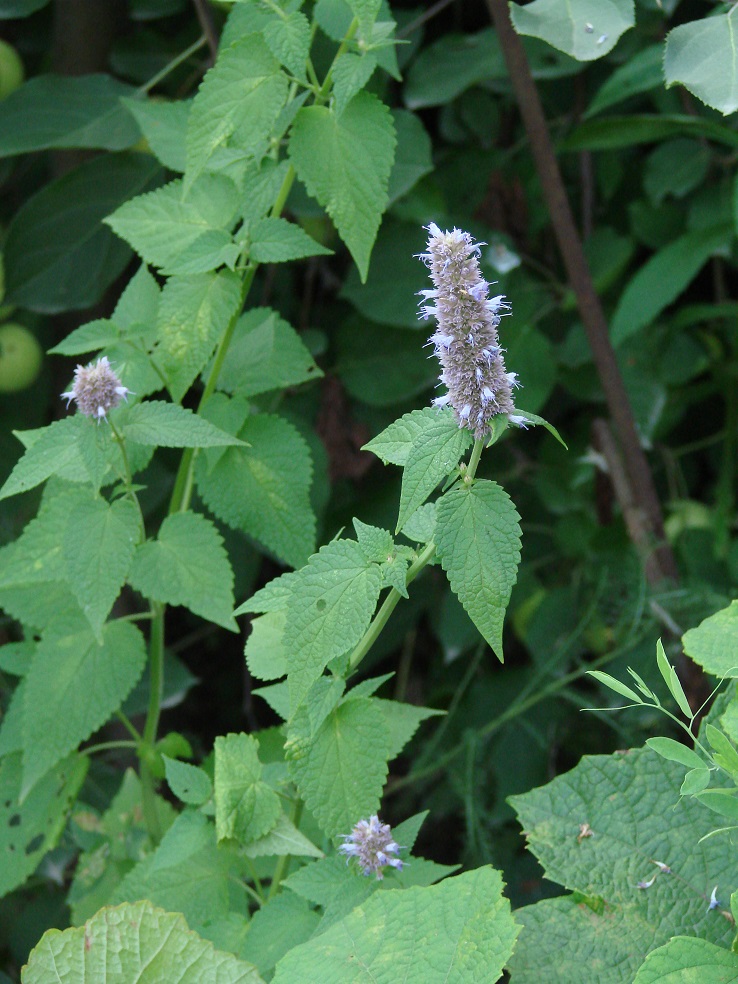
419,223,521,438
62,356,130,420
338,815,404,880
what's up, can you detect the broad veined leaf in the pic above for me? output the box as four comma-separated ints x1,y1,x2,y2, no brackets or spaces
117,401,246,448
272,867,519,984
248,216,332,263
22,617,146,794
665,11,738,116
436,480,522,660
332,52,377,117
288,92,396,281
262,9,311,80
633,936,738,983
683,600,738,678
129,511,237,630
122,96,190,172
363,407,443,466
244,610,288,681
510,0,635,61
214,733,281,845
241,811,324,860
21,900,264,984
239,891,320,979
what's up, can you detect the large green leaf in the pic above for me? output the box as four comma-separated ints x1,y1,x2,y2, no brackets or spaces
3,152,162,313
288,92,396,281
22,900,264,983
510,0,634,61
665,12,738,116
0,74,139,156
214,733,281,845
564,114,738,151
682,601,738,678
436,480,521,660
272,867,519,984
633,937,738,983
122,96,190,172
363,407,442,466
509,747,738,983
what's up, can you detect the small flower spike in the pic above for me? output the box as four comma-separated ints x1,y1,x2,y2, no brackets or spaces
419,223,521,438
62,356,130,420
338,815,404,880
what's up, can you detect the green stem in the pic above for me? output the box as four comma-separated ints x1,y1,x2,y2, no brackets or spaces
316,17,359,102
268,799,303,901
116,710,142,742
81,740,138,757
139,602,165,843
110,418,146,537
138,35,208,95
466,437,485,483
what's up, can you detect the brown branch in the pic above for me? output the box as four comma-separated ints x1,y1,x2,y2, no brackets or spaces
485,0,678,584
192,0,220,63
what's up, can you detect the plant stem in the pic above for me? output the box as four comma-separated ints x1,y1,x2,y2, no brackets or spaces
81,740,138,757
138,35,208,95
466,437,485,482
139,601,165,843
116,710,142,741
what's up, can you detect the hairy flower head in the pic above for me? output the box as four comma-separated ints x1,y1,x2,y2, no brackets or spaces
338,815,404,880
62,356,130,420
419,223,520,438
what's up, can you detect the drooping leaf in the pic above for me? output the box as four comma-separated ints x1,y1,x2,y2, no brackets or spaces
665,12,738,116
510,0,635,61
214,733,281,845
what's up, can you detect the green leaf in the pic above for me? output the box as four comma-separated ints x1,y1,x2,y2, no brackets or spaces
0,74,139,157
645,736,705,771
242,811,324,860
405,28,506,109
118,401,245,448
0,752,87,900
245,610,288,681
249,216,332,263
288,697,391,837
0,418,97,502
436,480,521,660
273,867,519,984
588,670,643,703
564,114,738,152
128,511,237,631
680,767,710,796
511,409,568,448
282,539,382,709
22,618,147,794
363,407,442,466
654,640,693,718
400,502,436,544
633,936,738,983
665,13,738,116
644,139,710,205
185,34,288,189
122,96,190,172
332,52,377,116
387,109,433,206
0,483,83,588
611,225,731,346
288,92,396,281
163,756,213,806
683,601,738,678
353,519,394,563
694,789,738,822
240,891,320,978
63,494,140,638
195,412,315,570
50,318,122,356
156,269,242,401
510,0,634,61
374,698,444,760
106,175,239,276
705,724,738,777
22,900,264,983
214,733,281,845
397,413,472,532
263,10,311,80
214,306,322,398
585,45,663,118
4,152,161,314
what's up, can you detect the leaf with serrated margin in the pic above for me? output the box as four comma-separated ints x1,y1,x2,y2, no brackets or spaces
156,269,242,402
373,698,444,760
436,480,521,660
240,893,320,980
214,733,281,845
353,519,394,563
665,14,738,116
288,696,390,838
263,10,311,80
633,936,738,983
163,756,213,806
185,34,288,189
242,811,324,860
510,0,634,62
397,414,472,532
683,600,738,678
249,216,332,263
245,610,287,681
50,318,121,356
63,494,139,638
332,53,377,117
0,417,90,501
288,92,396,281
508,747,738,984
128,511,237,631
272,867,519,984
346,0,381,41
123,96,190,172
363,407,445,466
400,502,436,544
22,618,146,795
106,175,239,276
0,752,87,901
195,412,315,569
117,401,245,448
22,900,264,984
283,540,382,710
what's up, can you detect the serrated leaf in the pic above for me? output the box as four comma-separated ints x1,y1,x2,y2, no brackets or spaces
400,502,436,544
588,670,643,704
0,417,95,501
195,412,315,570
240,891,320,978
63,495,139,637
22,618,146,794
214,733,281,845
683,601,738,678
633,937,738,983
387,109,433,206
185,34,288,189
288,696,390,837
288,92,396,281
106,175,239,276
283,539,382,709
263,10,311,80
374,698,444,760
249,216,332,263
273,867,519,984
245,610,288,681
50,318,122,356
645,736,705,771
665,13,738,116
22,900,264,983
0,484,85,588
163,756,213,806
0,752,87,901
118,401,245,448
353,519,394,563
242,811,324,860
128,511,237,631
363,407,444,466
510,0,634,61
397,414,472,532
156,269,242,402
332,52,377,116
436,480,521,660
123,96,190,172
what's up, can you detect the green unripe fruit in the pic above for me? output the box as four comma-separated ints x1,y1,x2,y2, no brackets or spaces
0,323,43,392
0,40,24,101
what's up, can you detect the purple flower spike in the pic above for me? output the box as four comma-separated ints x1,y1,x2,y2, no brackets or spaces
62,356,131,421
338,815,404,880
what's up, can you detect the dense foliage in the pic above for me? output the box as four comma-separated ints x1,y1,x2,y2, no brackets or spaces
1,0,738,980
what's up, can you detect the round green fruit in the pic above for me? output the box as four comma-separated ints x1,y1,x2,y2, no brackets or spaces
0,323,43,392
0,40,24,101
